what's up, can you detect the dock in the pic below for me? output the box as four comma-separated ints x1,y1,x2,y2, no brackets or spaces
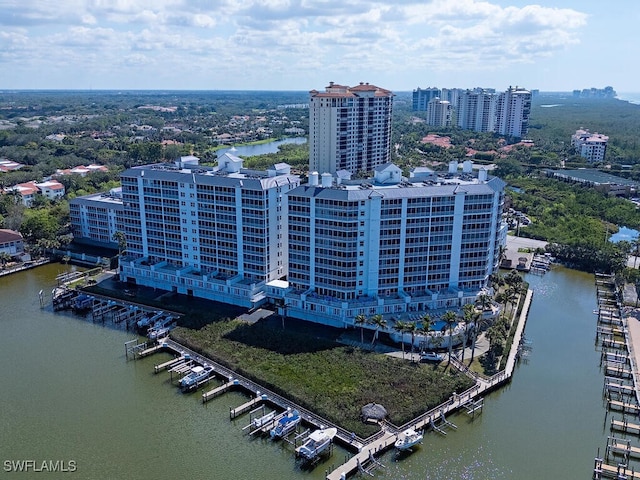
593,456,640,479
202,379,237,403
611,418,640,436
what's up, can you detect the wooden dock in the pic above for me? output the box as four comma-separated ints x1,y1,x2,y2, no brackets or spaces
202,380,237,403
154,355,187,373
230,395,267,419
607,436,640,459
611,418,640,435
594,457,640,479
608,399,640,414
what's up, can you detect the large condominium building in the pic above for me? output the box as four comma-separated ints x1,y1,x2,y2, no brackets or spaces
495,86,531,138
456,89,497,133
426,97,452,127
309,82,393,175
412,87,441,111
70,188,123,248
119,154,300,307
281,162,506,328
571,129,609,162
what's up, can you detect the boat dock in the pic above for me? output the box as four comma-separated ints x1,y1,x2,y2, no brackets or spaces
593,274,640,477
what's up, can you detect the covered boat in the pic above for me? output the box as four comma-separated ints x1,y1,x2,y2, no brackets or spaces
270,409,301,439
179,365,214,391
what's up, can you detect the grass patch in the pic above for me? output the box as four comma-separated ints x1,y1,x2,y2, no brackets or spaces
171,318,473,437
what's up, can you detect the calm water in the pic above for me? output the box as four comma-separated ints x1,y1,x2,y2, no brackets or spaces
217,137,307,158
610,226,639,243
0,265,618,478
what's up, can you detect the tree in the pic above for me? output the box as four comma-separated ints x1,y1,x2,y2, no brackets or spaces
113,231,127,256
0,252,12,270
441,310,458,365
405,321,419,362
368,314,387,348
393,320,409,359
461,304,479,364
354,314,368,346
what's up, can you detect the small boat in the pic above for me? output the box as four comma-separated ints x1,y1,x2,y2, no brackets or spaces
179,365,214,391
147,315,176,339
295,427,337,460
270,409,301,439
137,311,164,331
252,410,276,429
395,428,423,451
420,352,444,362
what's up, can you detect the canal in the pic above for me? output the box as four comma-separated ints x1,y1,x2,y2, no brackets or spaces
216,137,307,158
0,264,614,478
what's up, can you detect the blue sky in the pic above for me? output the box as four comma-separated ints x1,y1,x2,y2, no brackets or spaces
1,0,637,93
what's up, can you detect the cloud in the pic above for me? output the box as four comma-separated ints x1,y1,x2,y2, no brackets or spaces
0,0,589,89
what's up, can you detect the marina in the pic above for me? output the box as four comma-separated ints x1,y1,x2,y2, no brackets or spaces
0,264,628,479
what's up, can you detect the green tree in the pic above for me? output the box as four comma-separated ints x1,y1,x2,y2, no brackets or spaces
354,313,368,346
368,314,387,348
441,310,458,365
393,320,409,359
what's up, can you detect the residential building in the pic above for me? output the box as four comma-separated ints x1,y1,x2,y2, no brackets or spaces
70,188,124,248
495,86,531,138
4,182,40,206
426,97,452,127
571,129,608,162
308,82,393,175
55,164,109,177
280,161,506,327
0,229,25,258
412,87,441,111
456,89,497,133
34,180,65,201
119,154,300,308
0,159,24,172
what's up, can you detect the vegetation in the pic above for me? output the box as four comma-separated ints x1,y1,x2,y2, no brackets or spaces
171,318,473,437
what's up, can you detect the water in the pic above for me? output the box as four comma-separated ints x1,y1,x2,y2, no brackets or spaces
216,137,307,158
618,93,640,105
609,225,639,243
0,265,618,478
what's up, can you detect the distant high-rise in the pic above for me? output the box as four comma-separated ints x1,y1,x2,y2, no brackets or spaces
456,89,497,133
412,87,441,111
309,82,393,175
495,86,531,138
426,97,452,127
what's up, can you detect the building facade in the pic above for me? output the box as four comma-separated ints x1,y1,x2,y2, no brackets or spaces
119,154,299,308
456,89,497,133
495,86,531,138
281,162,506,327
309,82,393,175
412,87,441,111
0,229,25,258
426,98,452,127
571,129,608,162
70,188,123,248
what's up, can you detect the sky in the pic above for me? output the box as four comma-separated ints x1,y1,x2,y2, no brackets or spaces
1,0,638,93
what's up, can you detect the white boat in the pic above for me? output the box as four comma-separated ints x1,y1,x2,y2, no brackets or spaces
394,428,423,451
137,311,164,330
270,409,301,438
179,365,214,391
147,316,176,339
420,352,444,362
252,410,276,429
295,427,337,460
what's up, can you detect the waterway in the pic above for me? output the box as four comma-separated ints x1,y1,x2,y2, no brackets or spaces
216,137,307,158
0,265,616,478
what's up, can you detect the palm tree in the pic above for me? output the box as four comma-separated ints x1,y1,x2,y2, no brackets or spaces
477,293,492,314
418,314,433,352
441,310,458,365
393,320,409,359
461,304,478,364
632,237,640,269
0,252,11,270
368,314,387,347
405,321,419,362
354,314,368,345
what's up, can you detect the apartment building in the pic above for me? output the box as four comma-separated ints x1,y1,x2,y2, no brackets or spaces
571,129,609,162
118,154,300,308
426,97,453,127
309,82,393,175
281,162,506,327
412,87,441,111
495,86,531,138
69,188,123,248
456,89,497,133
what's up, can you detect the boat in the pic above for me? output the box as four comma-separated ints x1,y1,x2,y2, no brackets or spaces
137,311,164,331
147,315,176,339
270,409,301,439
252,410,276,429
295,427,337,460
420,351,444,362
179,365,214,391
394,428,423,451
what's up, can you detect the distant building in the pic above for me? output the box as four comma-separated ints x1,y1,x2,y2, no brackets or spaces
412,87,441,111
34,180,65,201
55,164,109,177
571,129,608,162
456,89,497,133
279,161,506,327
70,188,123,248
546,169,636,197
3,180,65,206
309,82,393,174
0,229,25,258
426,97,452,127
572,87,616,99
0,159,24,172
495,86,531,138
119,154,300,308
